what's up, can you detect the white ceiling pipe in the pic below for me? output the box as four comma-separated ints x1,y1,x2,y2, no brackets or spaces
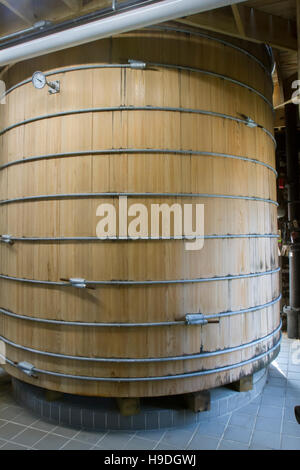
0,0,246,66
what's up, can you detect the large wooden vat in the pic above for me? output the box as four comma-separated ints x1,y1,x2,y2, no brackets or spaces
0,27,280,397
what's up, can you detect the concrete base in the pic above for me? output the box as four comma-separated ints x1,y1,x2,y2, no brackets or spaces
11,368,268,431
0,368,11,385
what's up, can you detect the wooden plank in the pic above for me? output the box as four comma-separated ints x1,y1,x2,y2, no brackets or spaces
116,398,141,416
184,391,211,413
231,4,246,37
178,4,297,51
60,0,83,11
228,375,253,392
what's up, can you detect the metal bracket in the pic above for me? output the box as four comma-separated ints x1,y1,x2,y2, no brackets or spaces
69,278,87,289
283,305,300,314
245,117,258,128
185,314,208,326
128,59,147,70
17,361,36,377
47,80,60,95
1,235,14,245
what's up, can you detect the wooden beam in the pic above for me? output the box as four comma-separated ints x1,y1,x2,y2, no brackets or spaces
177,5,297,52
184,391,211,413
231,4,245,37
273,51,285,104
61,0,83,11
116,398,140,417
227,375,253,392
0,0,36,26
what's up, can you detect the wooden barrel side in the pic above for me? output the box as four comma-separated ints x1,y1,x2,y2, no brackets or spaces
0,29,279,397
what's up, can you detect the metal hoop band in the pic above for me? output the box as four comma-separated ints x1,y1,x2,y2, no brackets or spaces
0,295,281,327
0,322,281,363
0,148,277,175
0,267,281,287
0,192,279,206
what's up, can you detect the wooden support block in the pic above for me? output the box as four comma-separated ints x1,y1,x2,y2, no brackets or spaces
44,390,64,402
116,398,141,417
184,391,211,413
0,368,11,385
228,375,253,392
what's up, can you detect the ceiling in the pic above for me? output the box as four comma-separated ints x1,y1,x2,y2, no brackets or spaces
244,0,296,20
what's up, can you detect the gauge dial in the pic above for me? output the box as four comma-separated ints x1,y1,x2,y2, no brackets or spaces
32,71,47,89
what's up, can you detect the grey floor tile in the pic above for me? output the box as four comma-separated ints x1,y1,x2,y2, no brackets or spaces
269,371,287,379
136,429,166,441
286,397,299,407
1,442,30,450
229,412,255,429
52,425,80,438
283,405,297,422
196,418,228,438
287,379,300,389
0,405,24,421
281,435,300,450
249,444,272,450
96,432,135,450
251,430,281,449
123,437,157,450
34,434,69,450
186,435,219,450
223,425,252,444
154,442,178,450
12,428,48,447
0,422,26,440
0,419,8,428
255,416,282,433
61,439,93,450
11,411,39,427
263,386,286,398
75,430,107,445
159,429,193,449
261,394,285,407
282,420,300,437
287,372,300,381
0,438,6,448
258,405,284,419
31,419,57,432
218,440,249,450
288,365,300,373
237,403,259,416
267,377,287,388
250,396,263,405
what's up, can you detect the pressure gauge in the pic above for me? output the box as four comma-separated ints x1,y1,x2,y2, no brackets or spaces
32,71,60,94
32,71,47,89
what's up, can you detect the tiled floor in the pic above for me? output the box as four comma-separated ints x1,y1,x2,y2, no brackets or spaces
0,334,300,450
